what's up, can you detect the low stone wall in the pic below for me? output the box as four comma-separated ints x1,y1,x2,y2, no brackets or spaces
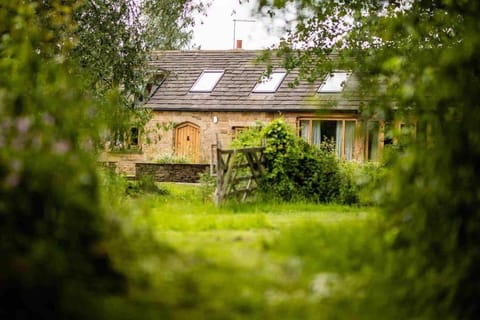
135,163,210,183
98,152,145,177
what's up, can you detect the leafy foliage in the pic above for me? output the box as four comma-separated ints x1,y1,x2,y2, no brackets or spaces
338,161,386,206
141,0,209,50
0,1,210,316
262,119,341,202
230,122,265,149
155,154,191,164
0,1,123,318
259,0,480,318
70,1,146,151
70,0,206,150
126,175,169,197
198,170,216,203
233,119,342,202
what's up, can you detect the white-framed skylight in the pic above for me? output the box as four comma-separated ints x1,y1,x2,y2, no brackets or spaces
252,71,287,93
318,72,349,93
190,70,224,92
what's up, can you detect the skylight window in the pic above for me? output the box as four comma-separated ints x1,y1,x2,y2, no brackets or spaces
318,72,349,93
252,71,286,93
190,70,224,92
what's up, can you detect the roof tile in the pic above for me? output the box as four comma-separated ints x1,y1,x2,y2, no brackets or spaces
147,50,358,112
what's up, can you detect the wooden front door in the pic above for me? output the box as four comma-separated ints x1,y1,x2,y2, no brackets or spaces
175,123,200,163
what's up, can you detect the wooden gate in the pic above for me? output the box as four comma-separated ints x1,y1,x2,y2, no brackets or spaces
175,123,200,163
214,145,266,204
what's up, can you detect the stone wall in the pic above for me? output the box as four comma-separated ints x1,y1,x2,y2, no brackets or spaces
135,163,210,183
98,152,145,176
142,110,287,164
142,110,368,163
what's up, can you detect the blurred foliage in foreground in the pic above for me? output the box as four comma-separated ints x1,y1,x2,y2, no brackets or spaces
4,0,480,318
0,1,124,319
259,0,480,318
0,0,205,318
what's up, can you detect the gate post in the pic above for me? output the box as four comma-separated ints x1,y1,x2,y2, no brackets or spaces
214,140,223,205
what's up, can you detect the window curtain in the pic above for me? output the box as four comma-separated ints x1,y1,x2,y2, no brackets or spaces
312,120,322,146
300,120,310,143
335,121,343,158
345,121,355,160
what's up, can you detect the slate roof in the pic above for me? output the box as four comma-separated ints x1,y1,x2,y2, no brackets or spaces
146,50,360,112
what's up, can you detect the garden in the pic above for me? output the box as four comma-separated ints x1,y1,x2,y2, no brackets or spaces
99,178,383,319
93,120,393,319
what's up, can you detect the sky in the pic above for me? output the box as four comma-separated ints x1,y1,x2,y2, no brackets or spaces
191,0,290,50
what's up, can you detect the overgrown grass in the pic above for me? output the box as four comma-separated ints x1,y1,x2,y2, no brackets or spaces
101,180,385,319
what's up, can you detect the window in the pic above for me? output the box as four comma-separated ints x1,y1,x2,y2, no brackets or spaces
383,121,394,146
382,120,416,147
366,121,380,161
109,127,141,152
130,127,139,146
318,72,349,93
252,71,286,93
190,70,224,92
299,118,356,160
232,126,247,138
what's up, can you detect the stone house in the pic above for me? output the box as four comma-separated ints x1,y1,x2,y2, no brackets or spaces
103,49,385,175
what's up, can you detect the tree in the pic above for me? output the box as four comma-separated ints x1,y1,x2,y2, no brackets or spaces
141,0,209,50
258,0,480,318
70,0,207,150
71,0,205,98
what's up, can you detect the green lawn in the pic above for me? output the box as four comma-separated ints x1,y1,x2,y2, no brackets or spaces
105,183,383,320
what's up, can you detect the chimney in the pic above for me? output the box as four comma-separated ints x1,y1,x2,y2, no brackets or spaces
236,39,243,49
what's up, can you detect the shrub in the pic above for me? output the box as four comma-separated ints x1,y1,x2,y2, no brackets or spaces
126,174,169,196
231,118,390,205
338,161,360,205
155,154,190,164
338,161,387,206
198,170,216,203
259,119,342,203
230,122,264,148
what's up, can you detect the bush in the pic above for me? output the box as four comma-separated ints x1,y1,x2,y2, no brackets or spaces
155,154,190,164
259,119,342,203
126,174,169,196
231,119,388,205
230,122,264,148
338,161,360,205
338,161,387,206
198,170,216,203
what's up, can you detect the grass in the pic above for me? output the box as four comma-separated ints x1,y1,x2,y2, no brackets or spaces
104,182,384,319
